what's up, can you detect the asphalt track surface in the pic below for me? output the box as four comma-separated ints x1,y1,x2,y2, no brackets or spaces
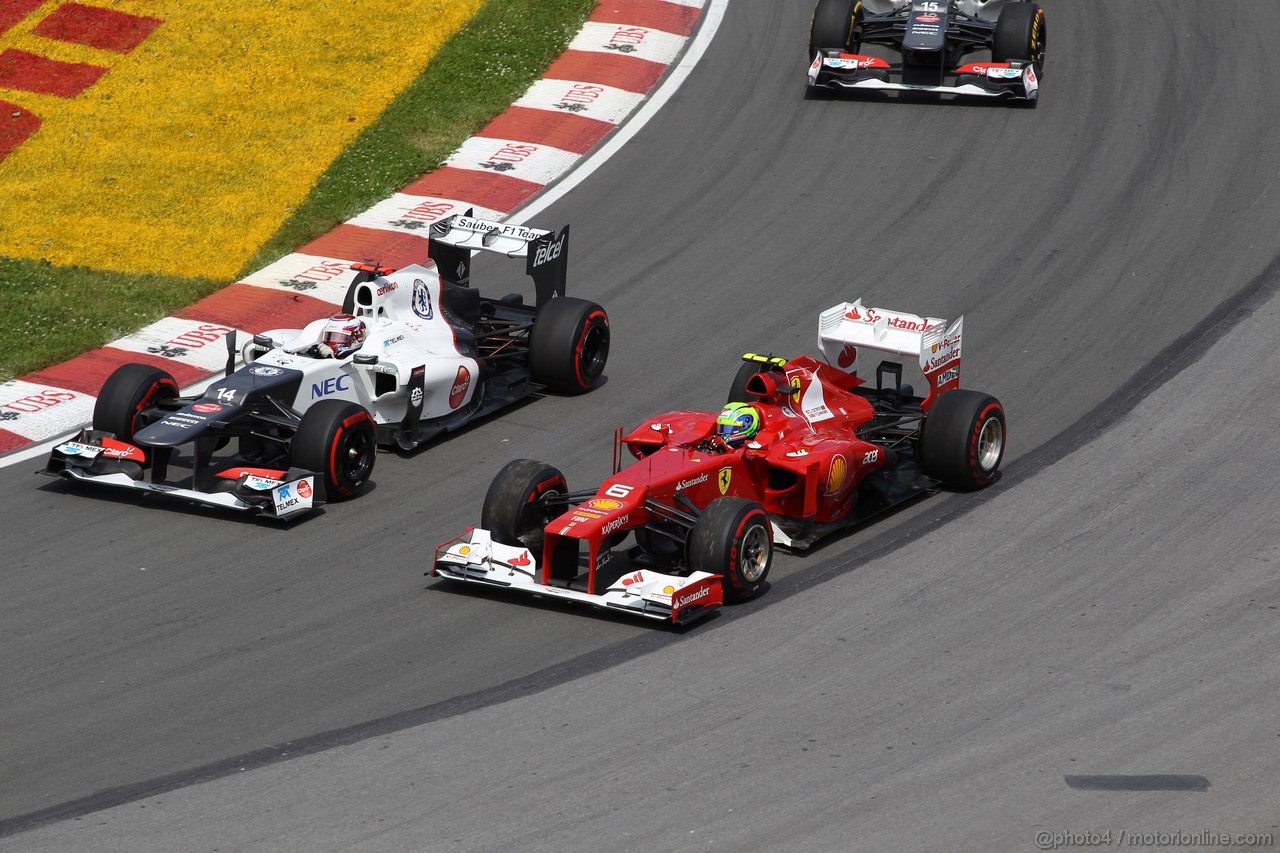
5,1,1280,849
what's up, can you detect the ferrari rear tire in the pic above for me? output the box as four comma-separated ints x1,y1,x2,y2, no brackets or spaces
920,390,1005,490
482,459,567,556
290,400,376,500
992,2,1045,70
809,0,860,58
688,497,772,604
92,363,179,446
529,297,610,394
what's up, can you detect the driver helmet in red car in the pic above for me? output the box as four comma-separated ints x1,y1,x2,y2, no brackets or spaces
320,313,367,358
716,402,762,447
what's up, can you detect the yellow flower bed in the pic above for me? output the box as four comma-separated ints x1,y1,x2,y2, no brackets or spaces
0,0,485,279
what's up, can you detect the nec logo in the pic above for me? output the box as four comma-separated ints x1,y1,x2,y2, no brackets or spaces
532,234,565,267
311,375,351,398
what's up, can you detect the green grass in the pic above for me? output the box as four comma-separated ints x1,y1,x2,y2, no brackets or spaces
0,0,597,382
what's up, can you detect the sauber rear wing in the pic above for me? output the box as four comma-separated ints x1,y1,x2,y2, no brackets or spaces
817,300,963,411
428,210,569,307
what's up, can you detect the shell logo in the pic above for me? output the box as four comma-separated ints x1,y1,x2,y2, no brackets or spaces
826,455,847,495
587,498,623,511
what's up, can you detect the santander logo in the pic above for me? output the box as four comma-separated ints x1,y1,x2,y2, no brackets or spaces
449,365,471,409
674,585,711,610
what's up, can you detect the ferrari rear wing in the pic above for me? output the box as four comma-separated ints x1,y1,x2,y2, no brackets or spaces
428,211,569,307
817,300,963,411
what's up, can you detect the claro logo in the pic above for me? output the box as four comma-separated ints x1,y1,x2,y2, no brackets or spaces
448,365,471,409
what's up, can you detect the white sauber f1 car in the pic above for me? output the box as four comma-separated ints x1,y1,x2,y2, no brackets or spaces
42,213,610,519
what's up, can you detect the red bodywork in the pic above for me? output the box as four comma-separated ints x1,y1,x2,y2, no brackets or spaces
538,356,894,590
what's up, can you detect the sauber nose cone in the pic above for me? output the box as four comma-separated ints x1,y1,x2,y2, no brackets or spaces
133,400,230,446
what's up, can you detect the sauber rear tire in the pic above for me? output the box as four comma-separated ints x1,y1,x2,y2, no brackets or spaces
920,390,1006,490
809,0,860,58
529,297,610,395
482,459,567,555
290,400,376,500
93,363,179,445
992,2,1046,71
688,497,772,604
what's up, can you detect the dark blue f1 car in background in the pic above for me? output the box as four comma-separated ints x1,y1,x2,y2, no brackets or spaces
807,0,1046,105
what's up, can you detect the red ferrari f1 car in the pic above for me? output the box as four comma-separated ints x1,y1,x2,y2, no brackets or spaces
434,300,1005,624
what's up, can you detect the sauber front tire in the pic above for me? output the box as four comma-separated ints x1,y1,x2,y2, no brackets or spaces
93,363,179,446
992,2,1046,71
920,390,1006,490
529,297,610,394
290,400,376,500
688,497,772,604
809,0,860,58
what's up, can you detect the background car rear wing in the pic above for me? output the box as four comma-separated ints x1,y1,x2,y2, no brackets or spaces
429,210,569,307
817,300,963,411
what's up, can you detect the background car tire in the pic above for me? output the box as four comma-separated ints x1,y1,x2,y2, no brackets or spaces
688,497,772,603
992,2,1045,70
920,389,1006,490
529,297,610,395
482,458,567,553
289,400,376,500
809,0,860,58
92,363,179,447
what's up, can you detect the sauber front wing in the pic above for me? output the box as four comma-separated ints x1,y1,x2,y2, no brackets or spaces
808,52,1039,102
433,528,723,626
41,432,321,520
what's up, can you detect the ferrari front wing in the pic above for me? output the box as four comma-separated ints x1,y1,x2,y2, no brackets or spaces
433,528,723,625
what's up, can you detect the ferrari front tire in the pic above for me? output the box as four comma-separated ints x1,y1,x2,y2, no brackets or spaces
290,400,376,500
92,363,179,447
529,297,610,394
688,497,772,604
920,390,1005,490
482,459,567,554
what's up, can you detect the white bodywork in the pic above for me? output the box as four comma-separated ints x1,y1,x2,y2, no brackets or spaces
818,300,963,399
435,529,723,624
246,265,479,425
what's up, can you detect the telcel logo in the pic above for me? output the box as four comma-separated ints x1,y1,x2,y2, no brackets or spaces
532,234,565,267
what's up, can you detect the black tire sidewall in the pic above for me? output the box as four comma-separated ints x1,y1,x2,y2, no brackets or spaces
993,3,1044,67
290,400,376,499
809,0,860,57
529,297,610,395
92,363,179,443
688,497,772,603
481,459,567,550
921,390,1006,490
